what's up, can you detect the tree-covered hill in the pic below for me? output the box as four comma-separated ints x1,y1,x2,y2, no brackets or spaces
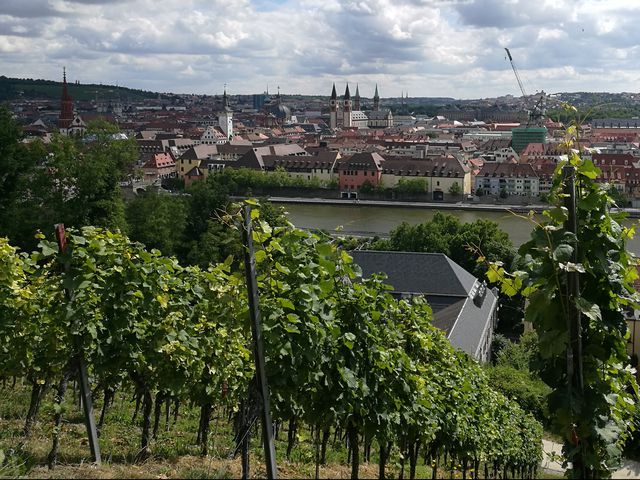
0,76,159,102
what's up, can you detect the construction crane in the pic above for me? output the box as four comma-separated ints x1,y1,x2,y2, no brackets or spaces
504,47,546,127
504,48,527,98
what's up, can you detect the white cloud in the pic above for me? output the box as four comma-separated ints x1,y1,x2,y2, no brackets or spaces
1,0,640,97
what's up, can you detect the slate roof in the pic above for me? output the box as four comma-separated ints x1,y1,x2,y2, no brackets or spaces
261,155,337,172
380,155,469,178
478,162,537,178
184,166,203,177
349,250,497,360
350,251,475,296
592,119,640,128
368,110,393,120
180,144,218,160
476,138,512,152
337,152,385,171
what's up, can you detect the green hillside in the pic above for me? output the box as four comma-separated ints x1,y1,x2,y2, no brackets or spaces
0,76,159,102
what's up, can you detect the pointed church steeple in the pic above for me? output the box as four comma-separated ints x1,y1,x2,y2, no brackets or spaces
354,84,361,111
61,67,71,102
329,83,338,129
58,67,74,130
373,84,380,111
223,85,229,109
219,84,233,140
343,84,352,128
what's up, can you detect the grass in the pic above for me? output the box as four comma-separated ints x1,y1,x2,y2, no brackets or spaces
0,382,387,478
0,381,546,479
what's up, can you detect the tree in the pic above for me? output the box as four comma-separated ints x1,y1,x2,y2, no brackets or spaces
499,187,508,199
0,107,45,245
396,178,427,195
382,213,523,335
448,181,462,198
0,118,137,250
126,189,188,257
387,213,515,279
607,185,629,207
485,365,551,423
359,180,374,193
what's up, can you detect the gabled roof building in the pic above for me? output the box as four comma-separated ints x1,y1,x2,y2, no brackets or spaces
350,250,498,362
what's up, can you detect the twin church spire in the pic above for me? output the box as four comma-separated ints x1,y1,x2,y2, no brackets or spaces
329,82,381,129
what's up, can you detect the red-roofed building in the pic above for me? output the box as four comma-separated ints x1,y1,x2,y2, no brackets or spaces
142,152,176,183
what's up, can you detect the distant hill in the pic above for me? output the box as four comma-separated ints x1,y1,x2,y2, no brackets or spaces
0,76,160,102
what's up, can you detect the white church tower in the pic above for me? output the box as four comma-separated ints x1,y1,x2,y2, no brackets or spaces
218,87,233,141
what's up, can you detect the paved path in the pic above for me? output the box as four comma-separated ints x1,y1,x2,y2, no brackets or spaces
541,439,640,478
266,196,546,214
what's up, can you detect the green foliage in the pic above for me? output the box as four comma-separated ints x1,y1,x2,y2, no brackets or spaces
0,118,137,251
485,365,551,423
0,205,543,478
382,213,523,335
359,180,374,193
247,206,542,477
386,212,515,279
494,331,540,372
395,178,427,194
490,333,511,361
486,148,640,478
487,332,551,423
0,107,45,240
0,75,158,102
449,181,462,197
607,185,629,207
126,189,188,257
208,167,335,193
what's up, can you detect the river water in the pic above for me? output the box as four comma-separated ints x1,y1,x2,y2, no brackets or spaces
282,202,640,254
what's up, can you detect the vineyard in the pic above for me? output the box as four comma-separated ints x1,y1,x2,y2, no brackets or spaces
0,204,543,479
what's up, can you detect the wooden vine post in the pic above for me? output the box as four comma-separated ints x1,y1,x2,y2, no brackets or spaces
55,224,102,465
561,166,585,475
241,206,278,479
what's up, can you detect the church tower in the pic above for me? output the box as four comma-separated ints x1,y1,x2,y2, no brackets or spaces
329,83,338,129
343,84,352,128
373,84,380,111
218,87,233,141
57,67,74,133
354,84,361,111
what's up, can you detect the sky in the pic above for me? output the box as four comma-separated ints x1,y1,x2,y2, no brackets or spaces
1,0,640,99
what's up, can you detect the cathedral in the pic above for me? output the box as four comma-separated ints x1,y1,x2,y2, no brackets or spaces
329,83,393,130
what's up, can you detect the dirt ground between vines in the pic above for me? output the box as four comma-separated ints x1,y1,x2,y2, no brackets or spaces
26,457,380,479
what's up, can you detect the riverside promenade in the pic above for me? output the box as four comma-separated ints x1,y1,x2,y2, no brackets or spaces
265,196,640,218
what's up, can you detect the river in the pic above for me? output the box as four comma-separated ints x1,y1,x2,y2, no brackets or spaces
281,202,640,253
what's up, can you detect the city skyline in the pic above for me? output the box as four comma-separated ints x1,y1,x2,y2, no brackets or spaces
2,0,640,98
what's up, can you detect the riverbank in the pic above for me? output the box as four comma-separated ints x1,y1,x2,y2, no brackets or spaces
264,196,640,218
